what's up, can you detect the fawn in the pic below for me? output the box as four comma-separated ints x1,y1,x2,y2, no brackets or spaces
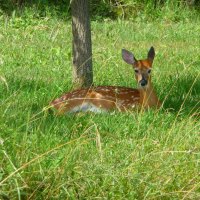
50,47,161,114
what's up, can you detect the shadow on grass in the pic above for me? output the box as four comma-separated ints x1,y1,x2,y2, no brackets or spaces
0,0,113,20
0,0,70,18
162,74,199,118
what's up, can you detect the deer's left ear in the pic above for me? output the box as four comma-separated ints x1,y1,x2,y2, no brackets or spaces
148,46,155,61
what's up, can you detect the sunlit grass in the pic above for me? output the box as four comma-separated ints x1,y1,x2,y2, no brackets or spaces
0,10,199,199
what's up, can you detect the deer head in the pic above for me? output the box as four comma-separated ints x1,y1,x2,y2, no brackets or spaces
122,47,155,88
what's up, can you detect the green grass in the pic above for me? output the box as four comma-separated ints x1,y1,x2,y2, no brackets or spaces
0,10,200,199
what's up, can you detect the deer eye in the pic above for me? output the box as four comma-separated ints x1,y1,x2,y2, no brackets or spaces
147,69,151,74
134,69,139,73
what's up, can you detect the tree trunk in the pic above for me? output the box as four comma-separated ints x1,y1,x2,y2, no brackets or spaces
71,0,93,88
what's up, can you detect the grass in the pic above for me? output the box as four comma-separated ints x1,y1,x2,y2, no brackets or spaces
0,9,200,200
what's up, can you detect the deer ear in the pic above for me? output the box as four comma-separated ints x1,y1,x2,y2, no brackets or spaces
122,49,136,65
148,46,155,61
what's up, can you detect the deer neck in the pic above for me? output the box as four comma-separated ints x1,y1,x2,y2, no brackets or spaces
139,81,161,108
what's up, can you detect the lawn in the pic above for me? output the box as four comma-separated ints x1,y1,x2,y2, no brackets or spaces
0,10,199,199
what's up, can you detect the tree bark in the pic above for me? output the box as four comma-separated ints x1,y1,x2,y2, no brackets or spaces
71,0,93,88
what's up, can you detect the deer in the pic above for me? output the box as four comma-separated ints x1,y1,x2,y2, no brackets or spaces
50,47,161,114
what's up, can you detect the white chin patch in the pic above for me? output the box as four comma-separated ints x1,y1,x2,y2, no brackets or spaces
70,102,105,113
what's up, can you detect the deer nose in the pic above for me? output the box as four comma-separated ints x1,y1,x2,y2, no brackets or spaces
139,79,147,87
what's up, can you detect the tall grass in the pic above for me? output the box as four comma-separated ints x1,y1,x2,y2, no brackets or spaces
0,6,200,200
